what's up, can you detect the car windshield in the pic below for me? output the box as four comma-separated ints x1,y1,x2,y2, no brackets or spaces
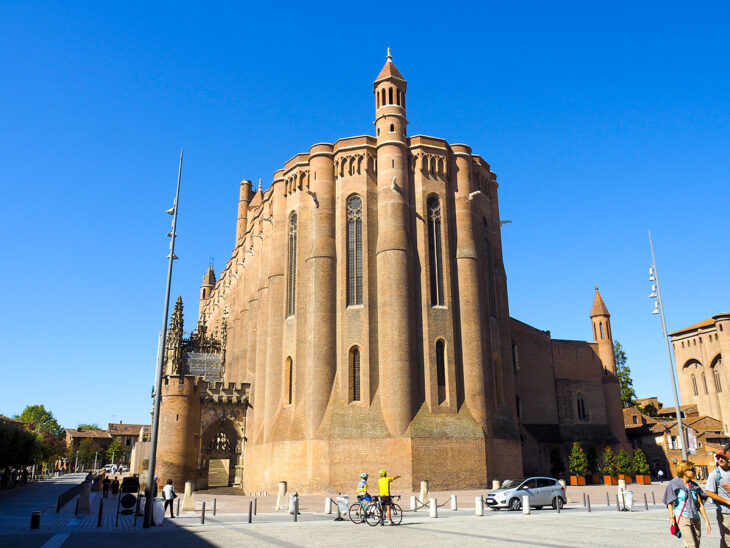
500,478,527,489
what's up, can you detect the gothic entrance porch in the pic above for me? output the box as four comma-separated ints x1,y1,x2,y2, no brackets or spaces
200,416,241,488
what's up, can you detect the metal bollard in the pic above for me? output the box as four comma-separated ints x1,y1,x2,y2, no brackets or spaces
429,498,438,518
451,494,457,511
606,492,610,506
177,498,181,516
201,501,206,524
30,511,41,529
644,493,648,510
557,496,561,513
264,490,267,496
293,497,298,522
248,500,252,523
213,498,217,516
75,498,79,515
522,496,530,514
410,495,417,511
615,494,621,511
325,497,332,514
97,499,103,527
582,493,586,507
652,491,656,505
254,497,257,515
475,496,484,516
587,494,591,512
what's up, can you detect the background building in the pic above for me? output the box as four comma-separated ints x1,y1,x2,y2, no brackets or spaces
156,53,628,493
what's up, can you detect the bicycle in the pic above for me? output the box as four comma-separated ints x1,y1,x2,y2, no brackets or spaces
349,496,375,524
365,495,402,526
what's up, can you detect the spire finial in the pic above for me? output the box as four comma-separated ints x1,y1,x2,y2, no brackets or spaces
257,178,262,192
386,47,392,62
595,285,599,291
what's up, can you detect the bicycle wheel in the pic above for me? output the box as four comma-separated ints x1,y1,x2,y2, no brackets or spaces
365,503,382,526
349,502,364,524
390,503,403,525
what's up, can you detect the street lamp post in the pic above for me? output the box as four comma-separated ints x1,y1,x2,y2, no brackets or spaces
143,148,183,528
648,230,688,460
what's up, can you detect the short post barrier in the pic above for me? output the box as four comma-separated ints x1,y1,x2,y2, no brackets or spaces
176,498,181,516
492,479,500,490
97,499,103,527
264,490,267,496
410,495,417,511
522,496,530,515
644,493,648,510
429,498,438,518
201,501,206,524
293,496,298,522
606,492,610,506
475,496,484,516
325,497,332,514
652,491,656,505
556,496,561,513
75,498,79,515
582,493,586,507
248,500,252,524
30,511,41,530
213,498,217,516
615,494,621,512
254,497,257,515
586,494,591,512
451,494,457,511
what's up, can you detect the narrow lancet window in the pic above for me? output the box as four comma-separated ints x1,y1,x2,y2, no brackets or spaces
350,347,361,402
346,195,363,306
436,339,446,404
287,212,297,317
427,195,444,306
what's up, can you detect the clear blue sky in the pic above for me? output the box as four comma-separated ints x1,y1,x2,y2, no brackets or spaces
1,2,727,428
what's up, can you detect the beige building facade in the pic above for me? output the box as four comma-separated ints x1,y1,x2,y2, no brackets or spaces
671,313,730,432
156,53,628,493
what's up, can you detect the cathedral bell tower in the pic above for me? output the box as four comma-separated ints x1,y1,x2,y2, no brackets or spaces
591,286,616,374
374,49,415,436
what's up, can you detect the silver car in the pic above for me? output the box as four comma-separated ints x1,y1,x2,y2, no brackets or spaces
485,477,566,511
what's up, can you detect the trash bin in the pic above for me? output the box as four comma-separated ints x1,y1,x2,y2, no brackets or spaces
153,498,165,526
30,511,41,529
289,493,299,514
623,490,633,510
335,495,349,516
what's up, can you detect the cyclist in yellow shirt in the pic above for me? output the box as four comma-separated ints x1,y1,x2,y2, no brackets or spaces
378,469,400,525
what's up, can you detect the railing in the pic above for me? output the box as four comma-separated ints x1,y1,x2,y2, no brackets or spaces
56,481,85,513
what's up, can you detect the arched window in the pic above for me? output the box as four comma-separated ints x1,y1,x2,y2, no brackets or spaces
714,356,723,393
600,322,604,339
577,393,588,420
702,372,708,394
285,357,293,405
436,340,446,404
209,432,231,452
427,195,444,306
350,347,361,402
483,219,497,317
389,87,393,104
691,375,698,396
381,88,386,106
287,212,297,317
389,123,394,132
715,370,723,393
346,195,363,306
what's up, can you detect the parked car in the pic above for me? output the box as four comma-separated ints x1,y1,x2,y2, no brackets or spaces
102,464,114,474
485,477,566,511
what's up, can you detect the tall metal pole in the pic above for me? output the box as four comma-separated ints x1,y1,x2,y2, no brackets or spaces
144,148,183,527
649,230,687,460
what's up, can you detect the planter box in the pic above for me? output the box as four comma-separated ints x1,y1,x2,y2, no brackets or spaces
603,475,618,485
635,474,651,484
587,474,601,485
618,474,632,484
569,475,586,486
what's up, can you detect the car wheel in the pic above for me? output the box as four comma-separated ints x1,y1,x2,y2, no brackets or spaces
552,496,564,510
509,498,521,511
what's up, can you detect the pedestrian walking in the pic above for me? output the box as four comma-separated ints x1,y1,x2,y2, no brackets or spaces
162,479,176,518
664,460,711,548
102,476,111,498
705,449,730,548
111,477,119,496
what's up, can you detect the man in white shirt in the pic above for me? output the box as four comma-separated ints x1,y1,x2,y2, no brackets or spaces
162,479,176,518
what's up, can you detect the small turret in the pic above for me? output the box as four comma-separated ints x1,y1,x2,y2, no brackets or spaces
591,286,616,373
236,179,253,246
374,48,408,142
164,296,184,375
200,265,216,321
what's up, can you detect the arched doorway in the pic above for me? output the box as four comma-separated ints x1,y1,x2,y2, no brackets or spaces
201,417,240,487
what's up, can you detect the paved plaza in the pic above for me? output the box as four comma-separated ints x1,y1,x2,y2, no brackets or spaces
2,475,726,547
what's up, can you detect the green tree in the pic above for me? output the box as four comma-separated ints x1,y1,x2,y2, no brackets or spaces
37,432,67,465
633,448,650,475
77,423,100,431
616,449,633,476
0,421,39,467
15,404,64,437
642,403,658,417
568,442,589,476
106,438,123,463
550,446,565,477
614,341,636,407
586,445,600,474
601,446,618,476
76,438,101,468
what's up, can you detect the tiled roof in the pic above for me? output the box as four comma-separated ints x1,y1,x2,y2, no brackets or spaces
108,423,148,436
375,61,405,82
66,429,111,439
0,414,26,425
590,288,610,317
668,315,727,336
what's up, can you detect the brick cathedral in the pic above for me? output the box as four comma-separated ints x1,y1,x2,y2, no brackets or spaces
155,51,628,493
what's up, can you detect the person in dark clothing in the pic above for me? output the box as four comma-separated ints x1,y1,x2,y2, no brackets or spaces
102,476,111,498
111,477,120,496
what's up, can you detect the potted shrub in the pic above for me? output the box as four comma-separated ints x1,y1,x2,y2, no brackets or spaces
633,449,651,484
616,449,633,484
586,445,601,485
601,446,618,485
568,441,588,485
